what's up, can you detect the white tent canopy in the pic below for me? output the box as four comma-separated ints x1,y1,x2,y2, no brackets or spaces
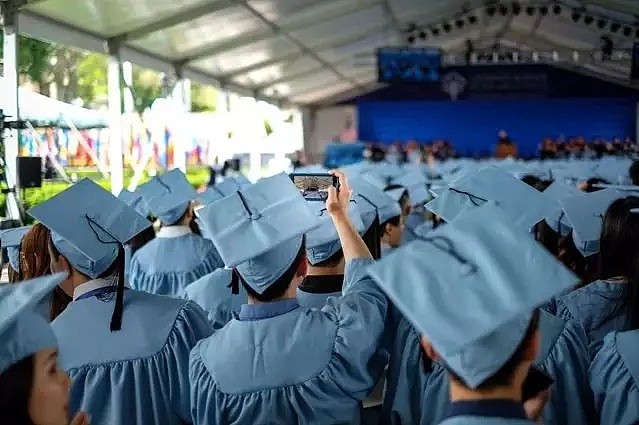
14,0,639,108
0,76,108,128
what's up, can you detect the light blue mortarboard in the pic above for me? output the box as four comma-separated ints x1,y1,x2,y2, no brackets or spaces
117,189,151,217
0,272,67,373
559,188,624,257
542,181,582,235
215,177,243,197
350,176,402,224
591,184,639,192
385,187,408,204
305,200,365,265
392,171,430,206
196,173,320,294
365,163,405,185
197,187,225,206
137,169,197,224
0,226,32,272
594,158,633,185
28,179,153,279
367,203,578,388
425,189,476,223
354,193,378,231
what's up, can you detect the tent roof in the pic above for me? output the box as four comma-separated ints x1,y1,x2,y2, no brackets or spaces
16,0,639,107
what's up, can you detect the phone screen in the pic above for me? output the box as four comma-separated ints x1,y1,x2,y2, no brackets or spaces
521,366,554,402
290,174,337,201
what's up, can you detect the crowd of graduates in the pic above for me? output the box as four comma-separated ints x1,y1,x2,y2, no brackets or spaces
0,151,638,425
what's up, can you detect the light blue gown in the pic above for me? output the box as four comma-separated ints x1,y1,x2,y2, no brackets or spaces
439,417,533,425
189,259,388,424
182,268,248,329
383,309,593,425
296,289,342,310
52,288,213,425
548,279,631,356
589,330,639,425
128,229,223,296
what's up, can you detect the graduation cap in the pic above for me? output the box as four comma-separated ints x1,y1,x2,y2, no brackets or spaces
214,177,244,197
305,200,365,266
137,169,198,224
425,189,476,223
197,187,225,206
117,189,151,218
349,176,402,225
542,181,582,236
29,179,152,331
367,203,578,388
591,184,639,192
391,171,430,206
0,273,67,373
196,173,320,294
385,187,408,204
0,226,31,272
559,188,624,257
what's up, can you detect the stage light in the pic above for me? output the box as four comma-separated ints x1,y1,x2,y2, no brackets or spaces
572,51,579,62
571,11,581,22
468,15,478,24
623,26,633,37
552,51,559,61
584,15,594,25
512,2,521,16
499,4,509,16
455,19,465,29
431,27,440,36
418,31,427,40
526,6,535,16
610,22,621,33
487,5,497,17
553,5,561,15
407,34,416,44
597,19,607,29
443,22,452,32
539,6,548,16
532,52,539,62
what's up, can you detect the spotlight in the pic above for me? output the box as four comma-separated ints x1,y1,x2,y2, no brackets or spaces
431,27,440,36
512,2,521,16
597,19,607,29
553,5,561,15
552,51,559,61
572,50,579,62
418,31,427,40
539,6,548,16
499,4,509,16
443,22,452,32
532,51,539,62
584,15,594,25
623,26,632,37
610,22,621,33
407,34,416,44
468,15,478,24
571,11,581,22
526,6,535,16
487,5,497,17
455,19,465,29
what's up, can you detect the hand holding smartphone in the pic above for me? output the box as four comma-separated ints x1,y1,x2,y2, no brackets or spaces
289,173,340,201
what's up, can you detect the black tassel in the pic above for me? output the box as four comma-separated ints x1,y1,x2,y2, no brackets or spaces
110,245,126,332
227,269,240,295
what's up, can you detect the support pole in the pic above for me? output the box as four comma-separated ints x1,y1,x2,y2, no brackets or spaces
107,41,124,195
2,2,22,220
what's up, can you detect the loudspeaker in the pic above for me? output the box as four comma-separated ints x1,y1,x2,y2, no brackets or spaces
17,156,42,188
631,43,639,81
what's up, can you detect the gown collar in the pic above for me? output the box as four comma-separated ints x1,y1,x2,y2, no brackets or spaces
238,298,299,321
73,278,115,301
299,275,344,294
157,225,191,239
444,399,528,421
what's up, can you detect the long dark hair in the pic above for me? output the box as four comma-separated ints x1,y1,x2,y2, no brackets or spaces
0,355,35,425
128,218,156,257
599,196,639,328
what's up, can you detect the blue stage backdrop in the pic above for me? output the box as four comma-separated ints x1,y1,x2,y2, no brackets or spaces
357,97,637,157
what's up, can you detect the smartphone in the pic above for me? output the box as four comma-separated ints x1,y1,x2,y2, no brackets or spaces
289,173,339,201
521,366,554,402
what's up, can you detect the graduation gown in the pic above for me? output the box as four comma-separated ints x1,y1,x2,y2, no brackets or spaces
382,309,593,425
438,400,533,425
128,226,223,296
439,417,533,425
589,330,639,425
189,259,388,424
296,274,344,310
52,282,213,425
548,279,631,356
182,268,247,329
402,213,428,244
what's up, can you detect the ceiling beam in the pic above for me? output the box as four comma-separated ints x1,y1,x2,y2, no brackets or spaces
177,0,382,64
108,0,236,42
380,0,403,39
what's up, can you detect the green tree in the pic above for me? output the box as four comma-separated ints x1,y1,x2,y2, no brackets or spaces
191,82,217,112
77,53,108,107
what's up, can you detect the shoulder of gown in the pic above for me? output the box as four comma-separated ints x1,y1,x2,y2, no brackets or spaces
189,258,388,424
439,416,534,425
128,234,223,296
53,290,213,425
182,268,247,329
589,330,639,425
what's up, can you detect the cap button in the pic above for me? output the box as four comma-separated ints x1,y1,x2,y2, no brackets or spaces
250,212,262,220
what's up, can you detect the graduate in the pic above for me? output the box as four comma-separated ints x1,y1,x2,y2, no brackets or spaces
368,203,580,425
129,169,223,296
297,199,365,309
0,225,32,282
391,170,431,243
589,328,639,425
549,194,634,355
0,273,90,425
190,172,388,424
28,179,213,425
382,204,594,425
